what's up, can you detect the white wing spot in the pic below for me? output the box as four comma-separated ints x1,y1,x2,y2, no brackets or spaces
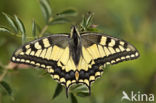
21,59,25,62
126,55,130,59
116,58,120,62
26,49,31,55
48,68,54,73
16,58,20,62
109,39,115,46
106,62,110,65
41,64,45,68
100,37,107,45
119,46,125,51
25,45,30,49
131,54,135,58
31,61,35,64
30,51,35,56
126,48,131,52
20,52,24,55
111,60,115,64
72,80,76,83
34,42,42,49
26,60,30,63
135,52,139,57
36,63,40,66
121,57,125,60
116,48,120,52
12,57,16,61
43,38,50,48
120,41,125,45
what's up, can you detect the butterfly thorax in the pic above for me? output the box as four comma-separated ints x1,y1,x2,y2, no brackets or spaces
69,26,82,66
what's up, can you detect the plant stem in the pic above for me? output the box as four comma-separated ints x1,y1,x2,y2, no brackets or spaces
39,25,49,37
0,61,5,69
0,68,8,82
38,17,53,37
0,62,8,82
7,32,34,39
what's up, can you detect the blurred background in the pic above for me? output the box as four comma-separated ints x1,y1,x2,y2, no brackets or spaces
0,0,156,103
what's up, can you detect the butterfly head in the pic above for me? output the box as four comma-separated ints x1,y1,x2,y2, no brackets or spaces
70,26,80,39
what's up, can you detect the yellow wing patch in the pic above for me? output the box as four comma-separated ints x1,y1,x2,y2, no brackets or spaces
58,47,70,65
77,56,89,71
86,44,100,59
43,38,50,48
82,46,92,63
100,36,107,45
98,45,106,57
45,47,52,59
50,45,64,61
65,57,76,72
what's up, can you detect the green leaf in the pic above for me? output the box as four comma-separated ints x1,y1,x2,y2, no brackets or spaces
40,2,49,22
32,20,36,37
0,38,6,47
14,15,25,35
40,0,52,23
76,91,90,97
36,24,41,33
71,84,89,93
80,12,94,31
41,0,52,16
49,17,70,25
87,27,99,32
57,9,77,17
70,93,78,103
14,15,26,44
0,81,12,96
86,12,94,27
2,12,18,33
52,84,63,99
80,15,87,31
0,27,10,33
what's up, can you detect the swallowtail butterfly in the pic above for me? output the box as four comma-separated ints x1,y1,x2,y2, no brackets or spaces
11,26,140,97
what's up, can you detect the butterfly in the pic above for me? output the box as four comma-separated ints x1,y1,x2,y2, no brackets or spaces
11,26,140,97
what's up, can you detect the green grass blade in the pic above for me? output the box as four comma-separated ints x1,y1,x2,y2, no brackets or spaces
70,93,78,103
14,15,26,44
0,27,11,33
40,0,52,23
0,81,12,96
2,12,18,33
32,20,36,38
52,84,63,99
57,9,77,17
49,17,70,25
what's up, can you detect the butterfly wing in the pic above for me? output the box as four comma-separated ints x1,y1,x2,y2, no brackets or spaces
79,33,139,86
11,34,77,90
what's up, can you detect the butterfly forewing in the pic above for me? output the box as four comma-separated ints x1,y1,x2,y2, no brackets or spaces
11,34,77,86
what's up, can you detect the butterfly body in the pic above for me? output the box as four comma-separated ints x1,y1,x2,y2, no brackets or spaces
69,27,82,65
11,26,139,97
